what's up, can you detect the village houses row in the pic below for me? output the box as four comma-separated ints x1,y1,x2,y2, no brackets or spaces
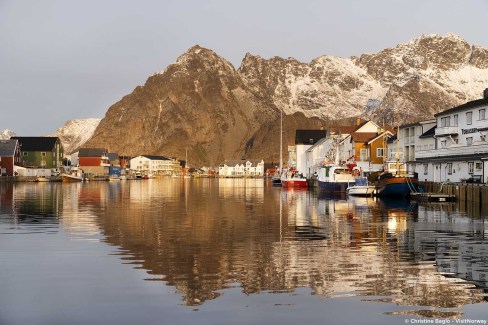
1,90,488,182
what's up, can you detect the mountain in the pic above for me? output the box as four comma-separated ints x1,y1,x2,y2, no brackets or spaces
0,129,16,140
51,119,101,154
84,34,488,166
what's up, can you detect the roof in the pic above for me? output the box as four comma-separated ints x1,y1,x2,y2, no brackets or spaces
367,131,393,145
435,97,488,117
11,136,59,151
221,159,263,166
79,148,107,157
327,125,357,135
142,155,171,161
351,132,378,143
295,130,327,145
0,139,18,157
108,153,119,161
387,134,397,143
419,125,436,138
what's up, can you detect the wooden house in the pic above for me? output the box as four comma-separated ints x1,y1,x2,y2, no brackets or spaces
0,139,21,176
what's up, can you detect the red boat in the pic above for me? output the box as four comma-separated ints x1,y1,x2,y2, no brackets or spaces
281,168,308,188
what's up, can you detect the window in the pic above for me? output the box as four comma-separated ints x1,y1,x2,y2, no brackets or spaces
23,152,28,156
440,140,447,147
480,109,486,120
467,111,473,125
360,149,369,161
41,152,46,157
440,116,451,127
476,162,482,170
376,148,385,157
468,162,474,174
467,137,473,146
453,114,458,126
447,163,452,175
423,164,428,175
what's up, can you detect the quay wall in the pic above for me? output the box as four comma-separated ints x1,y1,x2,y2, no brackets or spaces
420,182,488,216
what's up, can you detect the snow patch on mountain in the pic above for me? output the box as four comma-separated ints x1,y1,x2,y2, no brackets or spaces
0,129,16,140
51,119,101,154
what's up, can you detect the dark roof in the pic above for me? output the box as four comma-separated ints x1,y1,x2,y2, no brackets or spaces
11,136,59,151
295,130,327,145
419,125,436,138
0,139,18,157
435,97,488,117
351,132,378,143
387,134,397,143
108,153,119,161
327,125,357,135
79,148,107,157
142,155,171,160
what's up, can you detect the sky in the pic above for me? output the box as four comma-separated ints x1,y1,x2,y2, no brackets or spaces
1,0,487,136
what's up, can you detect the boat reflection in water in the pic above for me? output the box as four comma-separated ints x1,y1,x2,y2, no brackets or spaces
1,179,487,322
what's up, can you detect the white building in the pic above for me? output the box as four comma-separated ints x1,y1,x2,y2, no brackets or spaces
415,94,488,183
129,155,175,176
290,130,327,176
218,159,265,177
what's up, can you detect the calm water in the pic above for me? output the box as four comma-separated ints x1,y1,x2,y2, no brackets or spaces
1,179,487,325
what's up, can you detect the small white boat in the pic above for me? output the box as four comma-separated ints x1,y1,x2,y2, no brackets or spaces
36,176,50,182
346,177,375,196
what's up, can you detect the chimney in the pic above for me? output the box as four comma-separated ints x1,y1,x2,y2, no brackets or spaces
484,88,488,99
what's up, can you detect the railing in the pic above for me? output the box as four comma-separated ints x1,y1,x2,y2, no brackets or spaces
435,126,459,136
416,143,488,159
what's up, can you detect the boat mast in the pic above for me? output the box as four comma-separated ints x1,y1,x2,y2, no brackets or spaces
279,108,283,173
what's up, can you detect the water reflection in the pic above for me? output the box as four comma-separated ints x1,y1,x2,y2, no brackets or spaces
1,179,487,318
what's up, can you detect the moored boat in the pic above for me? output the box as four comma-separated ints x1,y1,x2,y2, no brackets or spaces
280,169,308,188
61,173,83,182
317,165,355,194
346,177,375,196
375,162,419,198
36,176,51,182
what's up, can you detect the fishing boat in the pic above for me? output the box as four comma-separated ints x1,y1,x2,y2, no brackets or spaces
346,177,375,196
317,165,355,194
375,161,419,198
280,168,308,188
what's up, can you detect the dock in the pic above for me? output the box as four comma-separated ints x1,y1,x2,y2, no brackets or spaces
410,192,456,202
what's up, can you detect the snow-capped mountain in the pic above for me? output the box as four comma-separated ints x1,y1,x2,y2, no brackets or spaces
0,129,16,140
51,119,101,154
83,33,488,165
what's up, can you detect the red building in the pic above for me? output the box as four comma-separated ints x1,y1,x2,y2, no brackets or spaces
78,148,110,175
0,139,21,176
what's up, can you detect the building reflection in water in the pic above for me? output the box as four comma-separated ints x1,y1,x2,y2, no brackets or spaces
2,179,487,317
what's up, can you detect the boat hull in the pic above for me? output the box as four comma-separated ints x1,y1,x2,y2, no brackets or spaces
318,181,352,194
346,185,375,196
281,179,308,188
61,174,83,182
376,177,418,198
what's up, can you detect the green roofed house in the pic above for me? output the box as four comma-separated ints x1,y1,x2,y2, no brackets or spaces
12,137,64,170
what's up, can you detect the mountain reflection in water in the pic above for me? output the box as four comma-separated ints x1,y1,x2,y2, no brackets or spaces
1,179,487,317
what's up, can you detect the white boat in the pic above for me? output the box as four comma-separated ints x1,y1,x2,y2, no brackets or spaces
61,173,83,182
346,177,375,196
36,176,50,182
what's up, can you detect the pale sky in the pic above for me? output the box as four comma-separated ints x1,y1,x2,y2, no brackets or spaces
1,0,487,136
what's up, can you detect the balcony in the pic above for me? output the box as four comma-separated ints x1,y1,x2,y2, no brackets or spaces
435,126,459,137
415,143,488,159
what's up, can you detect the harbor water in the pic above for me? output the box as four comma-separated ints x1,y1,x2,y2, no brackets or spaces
1,179,487,324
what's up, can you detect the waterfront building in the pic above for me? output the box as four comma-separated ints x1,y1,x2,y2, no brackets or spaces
130,155,175,176
289,130,327,176
0,139,20,176
218,159,265,177
415,93,488,183
77,148,110,176
12,136,64,170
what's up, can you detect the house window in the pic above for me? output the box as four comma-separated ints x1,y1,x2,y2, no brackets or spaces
23,152,28,156
360,149,369,161
480,109,486,120
466,112,473,125
467,137,473,146
376,148,385,157
423,164,428,175
440,116,450,127
476,162,482,170
41,152,46,157
453,114,458,126
468,162,474,174
440,140,447,147
447,163,452,175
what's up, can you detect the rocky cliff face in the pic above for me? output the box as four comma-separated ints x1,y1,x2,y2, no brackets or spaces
83,34,488,166
0,129,16,140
